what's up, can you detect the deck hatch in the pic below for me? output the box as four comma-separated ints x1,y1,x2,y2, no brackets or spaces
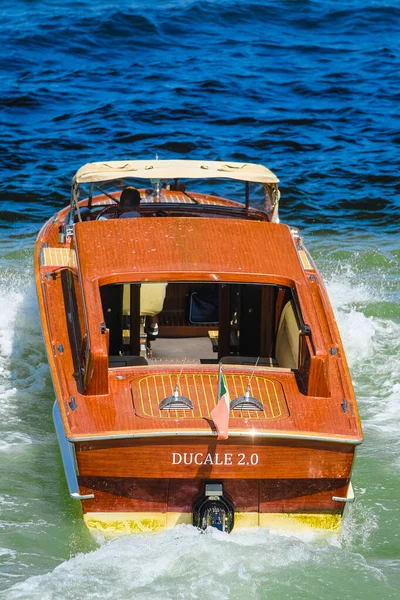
41,247,77,268
130,372,289,420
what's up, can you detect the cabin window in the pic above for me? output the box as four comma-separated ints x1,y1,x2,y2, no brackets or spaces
61,269,86,390
100,282,306,371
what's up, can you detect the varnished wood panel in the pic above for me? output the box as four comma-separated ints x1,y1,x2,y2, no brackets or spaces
77,476,348,515
76,438,354,480
259,478,348,512
167,479,204,512
74,219,306,283
78,477,168,512
223,479,259,512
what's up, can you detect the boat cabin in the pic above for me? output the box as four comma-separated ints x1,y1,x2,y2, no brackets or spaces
44,160,335,400
59,226,327,402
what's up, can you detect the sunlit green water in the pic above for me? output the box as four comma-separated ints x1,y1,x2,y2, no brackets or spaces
0,230,399,599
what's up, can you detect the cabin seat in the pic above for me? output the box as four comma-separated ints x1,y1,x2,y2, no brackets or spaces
123,283,168,317
275,301,300,369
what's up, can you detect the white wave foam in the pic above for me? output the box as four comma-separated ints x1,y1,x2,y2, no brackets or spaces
326,274,377,364
0,289,24,361
3,524,385,600
339,500,379,550
0,432,34,452
0,276,26,424
326,268,374,308
325,267,400,464
0,270,48,426
0,286,24,400
0,547,17,567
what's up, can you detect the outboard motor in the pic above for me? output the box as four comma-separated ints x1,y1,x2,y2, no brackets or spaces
193,483,234,533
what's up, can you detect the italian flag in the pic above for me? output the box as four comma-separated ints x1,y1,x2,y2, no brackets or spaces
211,364,230,440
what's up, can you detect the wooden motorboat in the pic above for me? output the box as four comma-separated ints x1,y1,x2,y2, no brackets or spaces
35,160,363,534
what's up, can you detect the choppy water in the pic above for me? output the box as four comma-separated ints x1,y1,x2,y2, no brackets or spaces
1,0,399,598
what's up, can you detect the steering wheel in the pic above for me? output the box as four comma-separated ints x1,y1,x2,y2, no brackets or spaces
95,204,122,220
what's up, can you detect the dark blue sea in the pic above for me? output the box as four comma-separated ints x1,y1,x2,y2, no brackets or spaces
1,1,399,598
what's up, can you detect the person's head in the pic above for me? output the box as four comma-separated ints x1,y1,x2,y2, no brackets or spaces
120,186,141,211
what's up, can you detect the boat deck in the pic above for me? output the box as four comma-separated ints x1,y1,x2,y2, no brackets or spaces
35,192,362,445
60,361,360,442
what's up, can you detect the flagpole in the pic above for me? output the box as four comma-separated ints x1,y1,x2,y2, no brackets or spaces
211,362,230,440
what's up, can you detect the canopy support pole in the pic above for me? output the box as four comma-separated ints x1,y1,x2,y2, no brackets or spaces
218,284,231,360
129,284,141,356
245,181,250,210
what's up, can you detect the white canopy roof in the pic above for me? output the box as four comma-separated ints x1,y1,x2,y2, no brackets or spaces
72,160,279,185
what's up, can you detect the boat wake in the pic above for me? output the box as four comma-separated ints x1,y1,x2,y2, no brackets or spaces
0,266,50,439
0,277,26,428
0,249,397,598
2,523,384,600
325,262,400,465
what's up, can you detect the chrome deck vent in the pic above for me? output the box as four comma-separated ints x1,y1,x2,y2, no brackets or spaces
230,386,264,411
159,385,194,410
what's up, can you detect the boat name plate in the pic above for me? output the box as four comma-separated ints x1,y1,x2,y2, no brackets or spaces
172,451,259,466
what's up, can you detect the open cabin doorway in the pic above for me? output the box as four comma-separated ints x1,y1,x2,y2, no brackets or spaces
99,281,307,371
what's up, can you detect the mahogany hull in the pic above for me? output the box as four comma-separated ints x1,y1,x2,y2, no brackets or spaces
75,436,355,532
34,169,363,534
78,475,349,514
